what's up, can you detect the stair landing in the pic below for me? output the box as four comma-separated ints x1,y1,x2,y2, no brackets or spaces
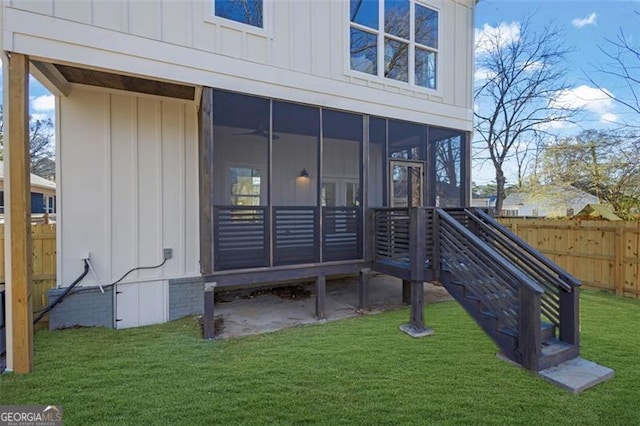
539,357,614,394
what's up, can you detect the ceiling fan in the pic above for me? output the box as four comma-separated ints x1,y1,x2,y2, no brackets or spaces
234,124,280,139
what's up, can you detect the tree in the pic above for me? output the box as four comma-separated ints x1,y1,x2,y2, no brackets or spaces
539,129,640,216
590,14,640,125
474,18,578,213
0,105,56,180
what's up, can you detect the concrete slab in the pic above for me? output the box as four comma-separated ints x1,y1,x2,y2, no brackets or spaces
539,357,614,394
399,323,435,338
214,274,451,339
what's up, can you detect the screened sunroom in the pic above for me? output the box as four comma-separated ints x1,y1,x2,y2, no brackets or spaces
199,89,469,277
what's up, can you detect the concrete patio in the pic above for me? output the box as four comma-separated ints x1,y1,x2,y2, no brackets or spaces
213,274,452,338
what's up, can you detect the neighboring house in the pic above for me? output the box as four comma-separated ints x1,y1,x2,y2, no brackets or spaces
470,195,495,209
502,186,599,218
0,161,56,214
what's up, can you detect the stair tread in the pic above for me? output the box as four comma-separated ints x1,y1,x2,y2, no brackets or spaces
541,339,575,357
498,321,556,338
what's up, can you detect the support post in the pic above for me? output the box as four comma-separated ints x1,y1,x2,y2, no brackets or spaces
559,288,579,346
358,268,370,311
198,87,214,275
399,281,433,338
518,287,541,371
402,280,411,305
315,275,326,320
410,281,424,329
203,282,216,339
6,53,33,373
432,209,441,281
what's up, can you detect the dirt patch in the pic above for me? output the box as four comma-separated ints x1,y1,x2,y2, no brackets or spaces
198,315,225,337
246,285,312,300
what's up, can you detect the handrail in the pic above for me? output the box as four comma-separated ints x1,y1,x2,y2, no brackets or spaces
463,211,573,293
437,210,545,295
471,208,581,288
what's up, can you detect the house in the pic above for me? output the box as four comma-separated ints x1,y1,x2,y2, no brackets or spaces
501,186,598,218
0,161,56,214
4,0,600,386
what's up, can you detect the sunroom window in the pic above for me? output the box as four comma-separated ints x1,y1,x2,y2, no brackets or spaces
214,0,263,28
349,0,439,89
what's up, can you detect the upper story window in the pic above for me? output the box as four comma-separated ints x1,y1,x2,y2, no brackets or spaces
215,0,263,28
349,0,438,90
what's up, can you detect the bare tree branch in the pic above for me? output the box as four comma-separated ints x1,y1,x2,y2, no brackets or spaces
474,17,579,213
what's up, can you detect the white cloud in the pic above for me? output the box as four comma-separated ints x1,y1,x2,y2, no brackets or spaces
572,12,597,29
550,85,624,126
523,61,545,72
600,112,620,123
551,85,614,115
30,113,51,122
474,67,496,81
31,95,55,112
535,119,571,131
475,22,521,55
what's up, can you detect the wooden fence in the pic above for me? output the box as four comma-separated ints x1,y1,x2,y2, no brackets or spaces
499,218,640,299
0,224,57,322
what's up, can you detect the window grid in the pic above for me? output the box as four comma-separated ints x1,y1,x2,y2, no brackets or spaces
349,0,438,90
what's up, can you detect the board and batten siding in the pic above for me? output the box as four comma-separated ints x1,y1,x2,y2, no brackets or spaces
58,88,199,327
5,0,474,130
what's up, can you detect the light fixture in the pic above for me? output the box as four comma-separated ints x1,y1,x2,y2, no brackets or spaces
299,168,309,178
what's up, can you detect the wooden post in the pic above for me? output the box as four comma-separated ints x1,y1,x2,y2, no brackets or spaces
358,268,370,311
410,281,424,330
518,287,541,371
6,53,33,373
198,87,214,275
409,208,426,282
432,208,440,281
203,282,216,339
402,280,411,305
315,275,326,320
559,288,579,346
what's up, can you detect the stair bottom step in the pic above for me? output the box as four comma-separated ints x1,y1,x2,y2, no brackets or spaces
539,357,614,394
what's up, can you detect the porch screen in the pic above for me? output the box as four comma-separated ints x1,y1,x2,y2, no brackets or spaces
212,91,270,270
272,101,320,265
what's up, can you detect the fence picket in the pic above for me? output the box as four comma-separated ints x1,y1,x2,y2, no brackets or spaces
499,218,640,299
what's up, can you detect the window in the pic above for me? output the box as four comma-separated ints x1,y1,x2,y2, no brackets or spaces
215,0,263,28
349,0,438,89
230,167,262,206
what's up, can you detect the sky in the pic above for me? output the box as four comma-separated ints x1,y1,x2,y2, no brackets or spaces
473,0,640,185
1,1,639,188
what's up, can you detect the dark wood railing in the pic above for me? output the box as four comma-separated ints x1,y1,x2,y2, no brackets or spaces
274,207,319,266
370,207,581,371
213,206,270,271
213,205,362,271
322,207,362,262
448,208,580,345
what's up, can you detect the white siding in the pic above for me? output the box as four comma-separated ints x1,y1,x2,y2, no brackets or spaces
58,88,199,291
4,0,476,130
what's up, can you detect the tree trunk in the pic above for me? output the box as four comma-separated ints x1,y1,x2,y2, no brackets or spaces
495,169,506,215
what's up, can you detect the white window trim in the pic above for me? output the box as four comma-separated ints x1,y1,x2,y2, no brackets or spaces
204,0,273,38
345,0,442,96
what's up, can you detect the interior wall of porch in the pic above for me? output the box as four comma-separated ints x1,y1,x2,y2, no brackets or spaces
58,87,200,295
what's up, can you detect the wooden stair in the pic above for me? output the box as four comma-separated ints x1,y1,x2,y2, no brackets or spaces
441,271,579,371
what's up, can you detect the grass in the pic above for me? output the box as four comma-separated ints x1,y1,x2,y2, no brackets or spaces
1,290,639,425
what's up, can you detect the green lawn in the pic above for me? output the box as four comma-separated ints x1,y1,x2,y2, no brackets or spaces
1,290,639,425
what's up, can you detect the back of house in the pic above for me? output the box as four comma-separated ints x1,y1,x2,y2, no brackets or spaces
2,0,475,329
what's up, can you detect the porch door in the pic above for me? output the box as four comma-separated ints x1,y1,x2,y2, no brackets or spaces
390,161,424,207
